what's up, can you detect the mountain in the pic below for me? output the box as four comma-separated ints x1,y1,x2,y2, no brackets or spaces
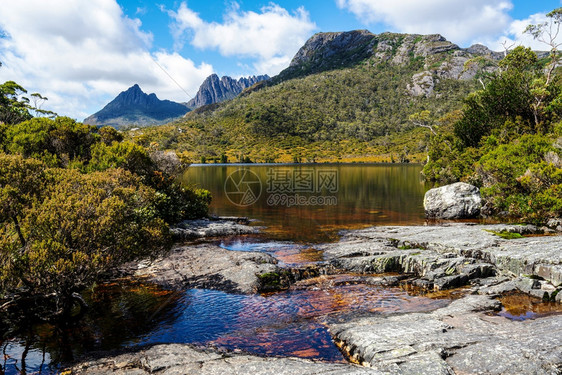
84,84,189,128
186,74,270,109
133,30,536,163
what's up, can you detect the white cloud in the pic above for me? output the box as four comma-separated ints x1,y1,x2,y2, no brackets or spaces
481,13,562,52
0,0,213,120
169,2,316,75
336,0,513,46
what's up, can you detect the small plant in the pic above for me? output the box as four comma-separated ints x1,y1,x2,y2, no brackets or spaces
484,230,523,239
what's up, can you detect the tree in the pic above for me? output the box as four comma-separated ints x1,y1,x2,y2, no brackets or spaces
409,110,436,135
87,141,156,181
29,93,56,118
0,154,47,249
98,126,123,145
454,47,537,147
525,8,562,85
0,81,32,125
0,71,56,124
525,8,562,129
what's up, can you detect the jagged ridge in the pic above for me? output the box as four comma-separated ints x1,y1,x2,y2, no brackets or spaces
186,74,269,109
275,30,507,84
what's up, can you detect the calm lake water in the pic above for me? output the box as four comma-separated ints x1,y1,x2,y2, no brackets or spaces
0,164,448,374
182,163,429,242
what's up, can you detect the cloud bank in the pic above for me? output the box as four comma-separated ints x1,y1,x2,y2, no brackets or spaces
169,2,317,75
0,0,213,119
335,0,514,45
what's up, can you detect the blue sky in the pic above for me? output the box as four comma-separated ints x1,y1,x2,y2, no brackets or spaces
1,0,561,119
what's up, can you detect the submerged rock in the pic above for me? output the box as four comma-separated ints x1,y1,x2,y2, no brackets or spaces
132,243,279,294
423,182,481,219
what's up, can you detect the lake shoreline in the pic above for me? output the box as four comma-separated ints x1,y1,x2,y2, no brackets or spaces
69,221,562,374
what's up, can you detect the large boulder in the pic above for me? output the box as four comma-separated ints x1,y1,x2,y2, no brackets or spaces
424,182,481,219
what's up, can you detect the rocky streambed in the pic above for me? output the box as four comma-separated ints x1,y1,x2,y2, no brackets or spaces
69,220,562,375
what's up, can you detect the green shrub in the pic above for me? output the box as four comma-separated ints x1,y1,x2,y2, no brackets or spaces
6,117,98,165
0,162,170,314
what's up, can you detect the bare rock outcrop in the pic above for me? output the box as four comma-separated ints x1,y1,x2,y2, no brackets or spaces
423,182,482,219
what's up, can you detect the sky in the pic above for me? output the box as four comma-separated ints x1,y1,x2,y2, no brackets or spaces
1,0,561,120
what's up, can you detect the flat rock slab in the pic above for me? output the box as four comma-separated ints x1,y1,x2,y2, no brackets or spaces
69,344,384,375
330,295,562,374
133,243,278,294
170,218,260,240
331,224,562,286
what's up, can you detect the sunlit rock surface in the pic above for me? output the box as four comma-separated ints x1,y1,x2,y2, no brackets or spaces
423,182,481,219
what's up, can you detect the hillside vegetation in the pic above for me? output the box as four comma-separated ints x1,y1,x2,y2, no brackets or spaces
130,31,496,163
423,9,562,225
0,82,210,321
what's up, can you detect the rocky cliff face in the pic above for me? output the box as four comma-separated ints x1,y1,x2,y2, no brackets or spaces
187,74,269,109
276,30,547,97
84,84,189,128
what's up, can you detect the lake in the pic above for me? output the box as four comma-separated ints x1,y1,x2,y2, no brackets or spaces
182,163,429,242
2,163,445,374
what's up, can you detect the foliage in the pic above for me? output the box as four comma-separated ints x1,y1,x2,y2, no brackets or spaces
0,160,170,315
0,115,210,318
484,230,523,239
0,81,33,125
476,135,562,222
0,73,56,125
425,12,562,225
454,47,539,147
5,117,98,166
99,125,124,145
0,154,48,246
152,176,212,223
87,141,155,180
130,46,479,162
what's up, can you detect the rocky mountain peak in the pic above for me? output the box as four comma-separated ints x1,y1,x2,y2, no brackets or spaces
114,84,157,107
187,74,269,109
83,84,189,128
275,30,510,92
289,29,375,68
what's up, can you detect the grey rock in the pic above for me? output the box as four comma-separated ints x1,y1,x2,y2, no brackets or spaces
435,55,479,81
337,224,562,286
423,182,482,219
288,30,376,69
446,316,562,374
407,71,435,97
187,74,269,109
170,217,260,240
322,223,562,295
433,274,468,290
320,234,496,291
412,34,458,57
464,44,504,60
132,243,279,294
476,279,518,296
547,218,562,232
69,344,384,375
279,30,509,85
330,295,562,374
